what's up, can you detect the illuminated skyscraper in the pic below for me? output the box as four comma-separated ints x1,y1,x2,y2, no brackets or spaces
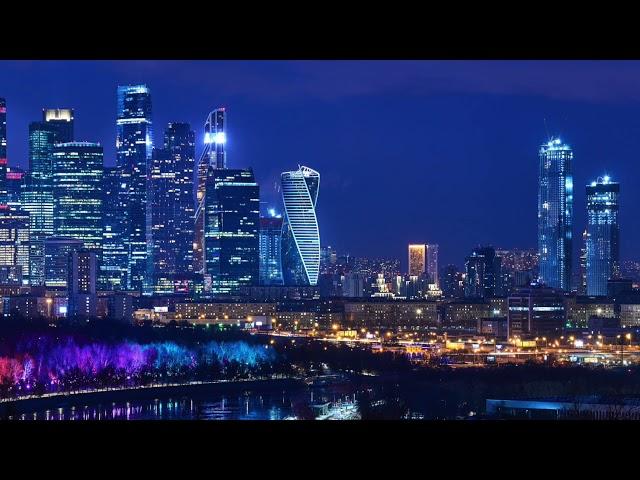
52,142,103,252
408,244,426,277
579,230,589,295
426,244,439,287
204,168,259,295
259,210,283,285
6,167,25,210
115,85,153,292
44,237,83,288
586,176,620,296
0,98,7,208
281,165,320,286
538,137,573,291
100,166,126,290
464,246,502,298
0,209,30,286
43,108,74,143
68,249,97,319
194,108,226,274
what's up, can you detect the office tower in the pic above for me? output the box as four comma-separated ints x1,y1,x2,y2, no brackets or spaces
586,176,620,296
43,108,74,143
0,98,7,208
116,85,153,292
204,168,259,295
343,272,366,298
259,211,284,285
538,137,573,291
44,237,83,287
68,248,97,319
281,165,320,286
6,167,25,210
194,108,226,273
579,230,589,295
21,122,56,286
0,209,30,286
426,244,439,287
464,246,502,298
150,148,175,292
164,122,195,274
442,264,463,298
408,244,426,276
100,166,127,290
52,142,103,252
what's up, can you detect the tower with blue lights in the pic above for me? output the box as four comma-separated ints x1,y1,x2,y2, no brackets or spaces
586,175,620,296
0,98,7,208
538,137,573,291
114,85,153,293
260,209,284,285
281,165,320,286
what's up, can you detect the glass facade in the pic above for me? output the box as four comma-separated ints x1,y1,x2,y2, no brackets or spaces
6,167,25,210
43,108,74,143
538,138,573,291
204,168,259,295
100,166,127,290
464,246,503,298
426,244,439,287
586,176,620,296
259,213,283,285
0,98,7,208
52,142,103,253
194,108,226,274
115,85,153,293
281,165,320,286
44,237,83,288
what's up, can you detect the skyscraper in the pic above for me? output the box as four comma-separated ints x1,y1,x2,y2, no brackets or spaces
426,244,439,287
259,210,284,285
100,166,127,290
464,246,502,298
115,85,153,292
204,168,259,295
52,142,103,252
194,108,226,274
0,209,30,286
6,167,25,210
579,230,589,295
281,165,320,286
538,137,573,291
586,176,620,296
68,249,97,319
0,98,7,208
408,244,426,277
44,237,83,288
43,108,74,143
21,121,56,286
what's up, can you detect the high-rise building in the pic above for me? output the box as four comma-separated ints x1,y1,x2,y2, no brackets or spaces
507,285,565,338
44,237,83,288
116,85,153,292
100,166,127,290
43,108,74,143
579,230,589,295
586,176,620,296
408,244,426,277
0,98,7,208
281,165,320,286
259,210,283,285
442,264,464,298
68,248,97,318
6,167,25,210
538,137,573,291
194,108,226,274
52,142,103,252
426,244,439,287
150,148,175,293
464,246,503,298
0,209,30,286
204,168,259,295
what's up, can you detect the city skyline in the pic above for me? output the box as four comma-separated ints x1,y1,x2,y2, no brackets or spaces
3,61,640,269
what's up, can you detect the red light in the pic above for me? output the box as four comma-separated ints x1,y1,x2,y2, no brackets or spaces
0,159,7,165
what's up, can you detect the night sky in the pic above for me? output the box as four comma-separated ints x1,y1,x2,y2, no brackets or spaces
2,60,640,270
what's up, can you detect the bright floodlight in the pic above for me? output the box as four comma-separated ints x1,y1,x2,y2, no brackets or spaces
603,175,610,184
214,132,226,144
268,208,276,217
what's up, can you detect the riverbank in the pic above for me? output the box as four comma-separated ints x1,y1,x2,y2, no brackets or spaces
0,377,304,418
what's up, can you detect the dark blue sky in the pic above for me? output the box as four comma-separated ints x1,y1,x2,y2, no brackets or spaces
2,60,640,270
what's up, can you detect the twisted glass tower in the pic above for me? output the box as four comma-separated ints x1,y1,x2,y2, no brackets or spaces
538,138,573,291
194,108,225,274
586,176,619,296
281,165,320,286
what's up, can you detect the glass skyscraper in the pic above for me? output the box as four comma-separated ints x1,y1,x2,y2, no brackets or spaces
464,246,502,298
52,142,103,252
0,98,7,208
204,168,259,295
586,176,620,296
0,209,30,286
115,85,153,293
194,108,226,274
259,211,284,285
43,108,74,143
100,166,127,290
6,167,25,210
538,138,573,291
281,165,320,286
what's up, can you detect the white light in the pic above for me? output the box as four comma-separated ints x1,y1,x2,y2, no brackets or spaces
268,208,276,217
214,132,226,144
603,175,610,184
591,181,597,187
